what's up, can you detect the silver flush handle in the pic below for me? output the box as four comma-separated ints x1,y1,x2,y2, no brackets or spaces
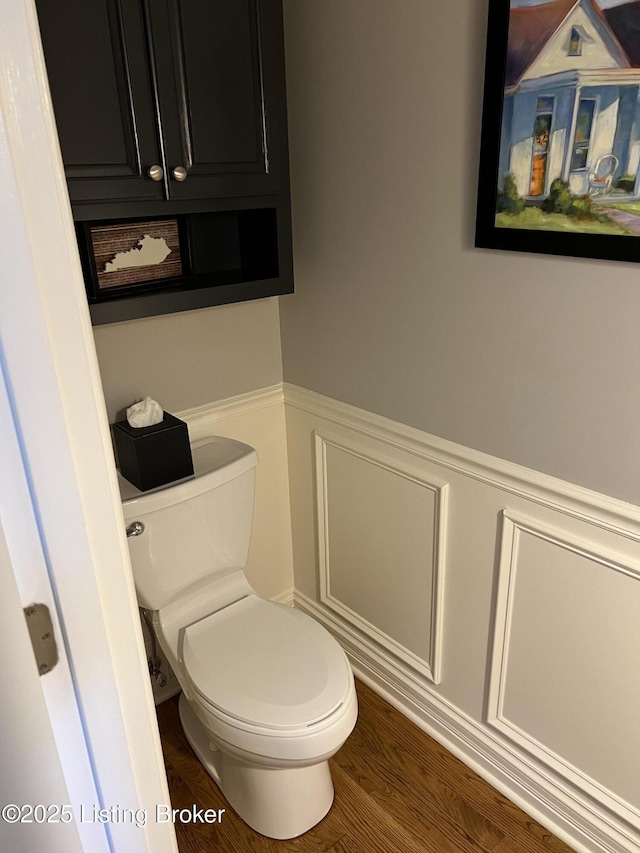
126,521,145,538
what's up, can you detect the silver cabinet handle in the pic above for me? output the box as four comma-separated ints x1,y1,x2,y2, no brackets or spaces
148,164,164,182
126,521,145,538
172,165,188,182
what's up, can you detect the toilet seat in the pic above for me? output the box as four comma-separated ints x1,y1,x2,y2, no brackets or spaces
182,595,353,734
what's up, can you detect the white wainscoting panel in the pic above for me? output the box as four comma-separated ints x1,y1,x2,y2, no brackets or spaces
177,385,294,602
314,426,448,683
284,383,640,853
488,512,640,825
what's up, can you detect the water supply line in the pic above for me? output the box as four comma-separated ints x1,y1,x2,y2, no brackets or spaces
141,607,167,689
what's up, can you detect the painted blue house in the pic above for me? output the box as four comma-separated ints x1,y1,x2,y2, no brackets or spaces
500,0,640,200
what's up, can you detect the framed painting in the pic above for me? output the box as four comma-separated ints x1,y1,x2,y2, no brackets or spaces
475,0,640,263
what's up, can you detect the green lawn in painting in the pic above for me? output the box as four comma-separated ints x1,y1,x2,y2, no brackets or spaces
495,207,629,235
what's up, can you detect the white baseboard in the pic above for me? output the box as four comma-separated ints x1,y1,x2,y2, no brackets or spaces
272,587,295,606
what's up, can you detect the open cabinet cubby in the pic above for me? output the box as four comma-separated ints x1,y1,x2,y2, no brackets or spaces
79,206,292,326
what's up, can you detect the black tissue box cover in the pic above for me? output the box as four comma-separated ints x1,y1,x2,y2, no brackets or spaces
113,412,194,492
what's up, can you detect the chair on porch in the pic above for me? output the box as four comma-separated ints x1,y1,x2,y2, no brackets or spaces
588,154,619,196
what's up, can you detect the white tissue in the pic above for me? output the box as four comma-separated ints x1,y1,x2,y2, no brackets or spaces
126,396,164,428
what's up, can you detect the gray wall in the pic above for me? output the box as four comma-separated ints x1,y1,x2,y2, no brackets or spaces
279,0,640,505
94,298,282,422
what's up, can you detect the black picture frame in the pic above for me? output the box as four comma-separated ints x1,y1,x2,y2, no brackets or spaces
475,0,640,264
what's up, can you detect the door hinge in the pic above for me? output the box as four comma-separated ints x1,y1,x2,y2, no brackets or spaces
24,603,59,676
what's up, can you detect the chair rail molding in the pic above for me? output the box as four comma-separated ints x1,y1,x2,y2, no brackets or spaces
283,383,640,538
178,383,285,439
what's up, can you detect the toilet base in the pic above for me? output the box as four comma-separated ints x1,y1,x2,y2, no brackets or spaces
178,693,335,839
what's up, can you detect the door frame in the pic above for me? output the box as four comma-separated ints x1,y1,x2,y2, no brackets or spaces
0,2,177,851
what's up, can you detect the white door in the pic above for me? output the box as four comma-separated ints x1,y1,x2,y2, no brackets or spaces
0,364,110,853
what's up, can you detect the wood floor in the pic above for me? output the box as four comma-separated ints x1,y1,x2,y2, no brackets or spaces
156,679,575,853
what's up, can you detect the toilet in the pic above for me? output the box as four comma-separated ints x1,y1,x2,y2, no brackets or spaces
119,435,358,839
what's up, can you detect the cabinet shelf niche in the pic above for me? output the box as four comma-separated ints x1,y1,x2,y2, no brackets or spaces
80,207,288,325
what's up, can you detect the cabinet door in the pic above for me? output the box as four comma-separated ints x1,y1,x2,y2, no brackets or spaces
146,0,288,200
36,0,164,206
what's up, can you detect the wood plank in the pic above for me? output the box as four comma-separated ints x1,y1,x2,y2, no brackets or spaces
351,682,574,853
335,701,505,852
326,763,433,853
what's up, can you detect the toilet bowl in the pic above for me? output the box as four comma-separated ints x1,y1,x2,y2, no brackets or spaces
120,435,357,839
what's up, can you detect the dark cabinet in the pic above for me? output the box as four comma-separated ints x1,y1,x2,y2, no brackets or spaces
36,0,163,207
148,0,287,202
36,0,293,323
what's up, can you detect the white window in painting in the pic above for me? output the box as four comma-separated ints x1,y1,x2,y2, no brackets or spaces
571,98,596,170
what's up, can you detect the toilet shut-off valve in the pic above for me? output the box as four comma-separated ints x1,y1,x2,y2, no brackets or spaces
151,666,167,689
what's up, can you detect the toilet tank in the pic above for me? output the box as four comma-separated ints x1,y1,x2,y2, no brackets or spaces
119,436,258,611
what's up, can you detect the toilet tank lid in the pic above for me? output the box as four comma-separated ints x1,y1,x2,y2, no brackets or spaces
119,435,258,516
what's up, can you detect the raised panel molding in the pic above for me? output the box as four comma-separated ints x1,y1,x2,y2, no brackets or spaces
314,427,448,684
488,511,640,828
